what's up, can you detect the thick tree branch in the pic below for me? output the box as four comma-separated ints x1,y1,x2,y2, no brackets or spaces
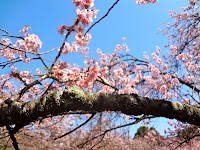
0,86,200,128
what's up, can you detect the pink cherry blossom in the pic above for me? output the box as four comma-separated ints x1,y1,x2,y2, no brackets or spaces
58,25,69,35
136,0,158,5
73,0,94,8
1,1,200,149
75,33,91,46
159,84,168,95
19,26,29,34
189,0,196,5
61,42,71,54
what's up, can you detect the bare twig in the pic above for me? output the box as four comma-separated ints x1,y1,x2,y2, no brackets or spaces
54,113,96,140
85,0,120,35
77,115,149,148
174,134,200,149
0,42,49,69
0,28,9,34
2,34,24,40
39,48,59,55
96,76,119,91
16,74,48,100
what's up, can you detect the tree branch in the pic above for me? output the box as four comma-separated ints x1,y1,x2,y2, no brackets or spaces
77,115,147,148
85,0,120,35
54,113,96,140
6,126,20,150
0,86,200,128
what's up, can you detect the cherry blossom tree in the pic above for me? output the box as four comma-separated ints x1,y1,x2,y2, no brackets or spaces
1,0,200,149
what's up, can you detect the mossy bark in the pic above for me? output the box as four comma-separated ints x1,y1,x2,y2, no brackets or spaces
0,86,200,127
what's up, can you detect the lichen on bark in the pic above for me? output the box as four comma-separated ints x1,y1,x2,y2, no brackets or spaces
63,86,86,103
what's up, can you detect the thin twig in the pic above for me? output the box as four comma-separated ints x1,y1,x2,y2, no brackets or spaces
54,113,96,140
85,0,120,35
39,48,59,55
0,28,9,34
50,19,79,70
77,115,149,148
0,42,49,68
2,34,24,40
96,76,119,91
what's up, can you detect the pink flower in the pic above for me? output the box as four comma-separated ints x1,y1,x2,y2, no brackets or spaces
143,54,149,61
11,66,17,70
21,57,33,63
156,46,160,55
189,0,196,5
17,33,42,53
73,0,82,7
165,92,172,99
115,44,122,52
62,42,71,54
1,38,11,45
170,45,177,54
159,84,168,95
71,42,78,53
171,78,180,86
84,59,91,66
186,76,195,82
148,63,160,77
58,25,69,35
82,0,94,9
76,8,97,25
85,114,90,118
163,74,171,81
176,53,184,61
19,26,29,34
136,0,158,5
73,0,94,8
75,33,91,46
77,8,86,21
1,48,15,60
79,47,89,55
91,7,98,18
36,68,42,74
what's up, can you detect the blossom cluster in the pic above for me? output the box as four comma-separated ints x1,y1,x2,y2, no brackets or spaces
136,0,158,5
0,38,14,60
23,33,42,53
73,0,94,9
58,25,69,35
189,0,197,5
76,7,98,26
75,33,91,46
2,1,200,149
60,42,79,54
14,32,42,62
57,0,98,54
0,25,42,63
19,26,29,34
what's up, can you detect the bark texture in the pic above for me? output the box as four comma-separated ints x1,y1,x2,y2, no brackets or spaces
0,86,200,127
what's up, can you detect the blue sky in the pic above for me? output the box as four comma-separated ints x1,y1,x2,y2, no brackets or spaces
0,0,190,136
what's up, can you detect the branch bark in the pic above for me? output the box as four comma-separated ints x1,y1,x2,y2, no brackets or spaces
6,125,20,150
0,86,200,127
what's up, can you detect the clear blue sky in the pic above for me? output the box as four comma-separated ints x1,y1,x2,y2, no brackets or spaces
0,0,190,136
